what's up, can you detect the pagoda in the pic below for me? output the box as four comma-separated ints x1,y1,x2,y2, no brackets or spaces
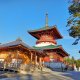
28,13,69,62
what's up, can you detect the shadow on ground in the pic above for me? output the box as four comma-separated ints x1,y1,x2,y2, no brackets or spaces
60,71,80,80
0,75,8,79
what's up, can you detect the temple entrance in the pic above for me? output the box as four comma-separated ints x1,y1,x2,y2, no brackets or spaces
0,39,46,73
0,50,31,72
0,50,44,73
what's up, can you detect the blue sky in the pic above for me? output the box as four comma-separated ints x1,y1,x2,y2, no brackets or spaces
0,0,80,59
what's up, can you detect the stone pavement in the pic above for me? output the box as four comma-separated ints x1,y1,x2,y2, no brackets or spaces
42,67,80,80
0,69,80,80
0,71,71,80
54,71,80,80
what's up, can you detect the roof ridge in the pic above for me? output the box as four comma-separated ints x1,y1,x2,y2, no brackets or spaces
1,38,22,44
0,39,33,49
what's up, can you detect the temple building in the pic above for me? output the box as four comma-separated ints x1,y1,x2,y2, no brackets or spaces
28,13,69,62
0,14,69,71
0,38,45,70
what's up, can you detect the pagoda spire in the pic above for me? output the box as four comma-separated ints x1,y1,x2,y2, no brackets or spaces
45,13,49,28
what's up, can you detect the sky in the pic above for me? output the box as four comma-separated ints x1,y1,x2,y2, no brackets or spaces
0,0,80,59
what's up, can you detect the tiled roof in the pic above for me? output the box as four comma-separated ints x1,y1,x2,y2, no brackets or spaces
33,45,69,56
0,38,32,49
28,26,63,39
28,26,54,33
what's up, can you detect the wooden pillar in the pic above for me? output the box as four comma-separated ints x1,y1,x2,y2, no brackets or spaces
8,51,12,68
35,55,37,65
39,57,43,71
30,52,33,63
39,57,42,66
16,50,19,68
34,52,37,65
42,59,44,67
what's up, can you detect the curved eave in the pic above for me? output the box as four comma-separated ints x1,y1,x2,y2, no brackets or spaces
0,44,45,57
53,26,63,39
54,47,69,56
43,47,69,57
58,47,69,56
28,26,63,39
0,44,31,51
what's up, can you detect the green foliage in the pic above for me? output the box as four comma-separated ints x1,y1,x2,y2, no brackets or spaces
69,2,80,14
64,57,80,68
67,0,80,45
75,59,80,68
64,57,75,65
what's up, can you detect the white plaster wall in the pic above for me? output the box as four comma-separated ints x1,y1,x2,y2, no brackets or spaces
35,42,56,47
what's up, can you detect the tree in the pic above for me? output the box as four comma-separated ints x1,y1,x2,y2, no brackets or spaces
64,56,76,65
75,59,80,68
67,0,80,45
64,57,72,65
71,56,76,64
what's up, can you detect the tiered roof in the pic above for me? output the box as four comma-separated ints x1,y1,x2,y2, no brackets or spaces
33,45,69,57
28,13,69,57
28,26,63,39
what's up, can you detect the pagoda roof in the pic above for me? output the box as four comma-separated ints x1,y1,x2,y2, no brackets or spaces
28,26,63,39
33,45,69,56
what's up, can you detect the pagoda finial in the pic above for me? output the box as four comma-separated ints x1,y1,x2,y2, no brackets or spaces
45,12,48,28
